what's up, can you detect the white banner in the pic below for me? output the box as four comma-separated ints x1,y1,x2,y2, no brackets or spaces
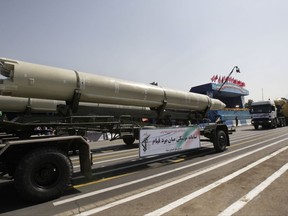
139,126,201,157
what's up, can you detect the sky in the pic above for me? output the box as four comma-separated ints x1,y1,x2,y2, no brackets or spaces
1,0,288,102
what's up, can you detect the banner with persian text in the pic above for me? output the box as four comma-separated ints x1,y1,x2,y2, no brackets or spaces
139,126,201,157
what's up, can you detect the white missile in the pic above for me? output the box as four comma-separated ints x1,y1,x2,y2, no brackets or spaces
0,58,225,111
0,95,146,113
0,95,195,121
0,95,63,113
0,95,156,117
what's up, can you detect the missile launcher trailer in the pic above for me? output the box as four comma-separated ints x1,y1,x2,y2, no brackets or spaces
0,58,230,202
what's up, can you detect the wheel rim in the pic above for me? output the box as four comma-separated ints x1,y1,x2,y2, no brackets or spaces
33,163,60,188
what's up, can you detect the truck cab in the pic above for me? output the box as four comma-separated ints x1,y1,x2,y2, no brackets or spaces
250,100,277,129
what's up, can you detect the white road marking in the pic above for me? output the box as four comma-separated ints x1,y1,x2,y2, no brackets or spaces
73,154,137,168
145,146,288,216
53,134,288,206
218,162,288,216
73,139,288,216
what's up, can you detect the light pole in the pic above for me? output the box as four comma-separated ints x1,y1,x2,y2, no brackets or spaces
217,66,240,93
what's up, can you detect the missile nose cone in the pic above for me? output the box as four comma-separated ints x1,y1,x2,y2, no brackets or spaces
220,101,226,109
210,99,226,110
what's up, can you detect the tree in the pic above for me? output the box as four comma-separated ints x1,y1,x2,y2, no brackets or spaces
245,99,254,109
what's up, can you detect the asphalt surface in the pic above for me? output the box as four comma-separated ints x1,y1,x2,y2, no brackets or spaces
1,125,288,216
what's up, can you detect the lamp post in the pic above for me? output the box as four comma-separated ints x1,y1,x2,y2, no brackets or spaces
217,66,240,93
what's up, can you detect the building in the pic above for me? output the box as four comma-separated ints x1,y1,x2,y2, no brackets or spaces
190,76,251,126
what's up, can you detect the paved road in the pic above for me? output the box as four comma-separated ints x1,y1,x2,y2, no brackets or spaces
1,125,288,215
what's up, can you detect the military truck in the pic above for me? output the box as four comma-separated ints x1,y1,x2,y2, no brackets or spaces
250,99,288,129
0,58,230,202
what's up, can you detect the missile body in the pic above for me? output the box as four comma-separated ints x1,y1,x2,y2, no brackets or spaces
0,95,197,121
0,58,225,112
0,96,64,113
0,95,155,117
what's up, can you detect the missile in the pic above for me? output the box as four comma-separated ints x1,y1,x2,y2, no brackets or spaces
0,58,225,112
0,95,146,114
0,95,156,118
0,95,198,121
0,95,64,113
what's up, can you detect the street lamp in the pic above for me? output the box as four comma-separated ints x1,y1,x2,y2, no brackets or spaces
217,66,240,93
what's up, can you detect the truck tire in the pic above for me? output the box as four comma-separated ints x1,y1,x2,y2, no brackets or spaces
280,119,284,127
269,120,276,129
14,147,73,202
123,136,135,145
254,124,259,130
213,130,227,152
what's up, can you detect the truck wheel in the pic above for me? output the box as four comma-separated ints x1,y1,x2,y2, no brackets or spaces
270,120,277,129
280,119,284,127
254,125,259,130
123,136,135,145
14,147,73,202
213,130,227,152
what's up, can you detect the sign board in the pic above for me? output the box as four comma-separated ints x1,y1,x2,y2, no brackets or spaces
139,126,201,157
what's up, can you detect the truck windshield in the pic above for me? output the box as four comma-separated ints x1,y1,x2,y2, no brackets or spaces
250,105,272,114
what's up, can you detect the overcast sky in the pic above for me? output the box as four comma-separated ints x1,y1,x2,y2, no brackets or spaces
1,0,287,102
